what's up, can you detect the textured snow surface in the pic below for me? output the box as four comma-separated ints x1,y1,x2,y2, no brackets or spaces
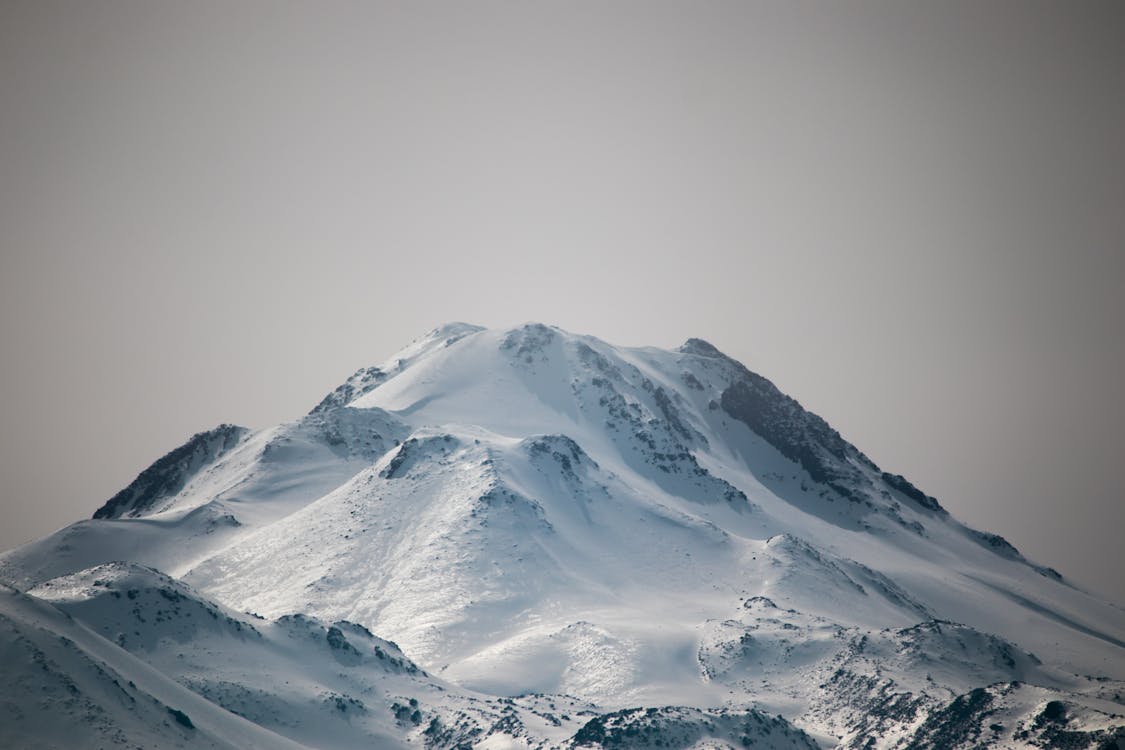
2,322,1124,749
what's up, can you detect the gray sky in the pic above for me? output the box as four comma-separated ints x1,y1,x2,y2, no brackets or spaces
2,1,1123,603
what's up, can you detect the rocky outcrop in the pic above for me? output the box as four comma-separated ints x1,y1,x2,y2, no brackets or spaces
93,424,248,519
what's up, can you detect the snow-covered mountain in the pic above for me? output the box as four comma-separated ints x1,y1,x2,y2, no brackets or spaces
2,322,1123,749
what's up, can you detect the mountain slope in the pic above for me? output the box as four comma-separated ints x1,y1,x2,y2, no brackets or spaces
2,322,1123,748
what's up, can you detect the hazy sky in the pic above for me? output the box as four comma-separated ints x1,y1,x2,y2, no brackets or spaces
2,1,1123,603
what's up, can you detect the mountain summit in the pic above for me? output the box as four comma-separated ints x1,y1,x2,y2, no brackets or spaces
2,323,1123,749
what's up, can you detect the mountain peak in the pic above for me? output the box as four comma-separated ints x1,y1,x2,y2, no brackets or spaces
427,321,486,339
678,336,727,359
5,322,1124,749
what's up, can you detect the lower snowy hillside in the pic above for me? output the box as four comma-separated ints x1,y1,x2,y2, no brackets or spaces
0,582,307,750
13,563,826,750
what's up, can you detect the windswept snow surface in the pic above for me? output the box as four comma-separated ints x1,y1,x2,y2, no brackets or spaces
3,322,1124,749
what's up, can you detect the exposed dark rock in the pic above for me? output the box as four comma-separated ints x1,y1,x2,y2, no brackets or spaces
501,323,557,360
720,376,870,499
381,435,455,479
903,687,994,749
93,424,248,519
166,707,194,729
326,626,360,657
652,386,692,442
683,338,948,518
525,435,593,475
577,342,624,380
881,473,944,512
969,530,1022,559
569,706,818,749
681,371,705,391
907,688,1125,750
310,366,386,414
678,338,726,359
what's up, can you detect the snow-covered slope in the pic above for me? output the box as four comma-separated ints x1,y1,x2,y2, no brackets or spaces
20,562,597,749
0,581,310,750
7,562,817,750
2,322,1124,749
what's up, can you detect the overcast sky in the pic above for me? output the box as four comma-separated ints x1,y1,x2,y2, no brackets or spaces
2,1,1123,603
